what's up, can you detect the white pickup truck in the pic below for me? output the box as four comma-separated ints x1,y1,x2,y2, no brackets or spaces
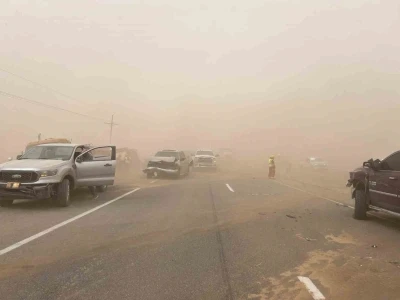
193,150,218,170
0,143,116,207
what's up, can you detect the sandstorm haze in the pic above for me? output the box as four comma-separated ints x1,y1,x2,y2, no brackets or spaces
1,0,399,168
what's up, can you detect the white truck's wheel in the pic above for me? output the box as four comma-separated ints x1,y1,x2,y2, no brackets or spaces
57,179,70,207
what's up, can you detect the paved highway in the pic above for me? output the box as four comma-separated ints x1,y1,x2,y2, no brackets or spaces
1,167,400,300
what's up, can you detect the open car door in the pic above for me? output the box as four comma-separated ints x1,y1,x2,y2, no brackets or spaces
75,146,116,187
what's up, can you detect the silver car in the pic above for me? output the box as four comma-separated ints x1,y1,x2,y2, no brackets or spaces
306,157,328,170
0,143,117,207
144,150,192,179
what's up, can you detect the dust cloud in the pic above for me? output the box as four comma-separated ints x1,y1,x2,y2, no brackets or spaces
1,0,399,170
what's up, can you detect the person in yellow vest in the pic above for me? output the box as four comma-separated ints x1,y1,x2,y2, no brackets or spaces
268,155,276,179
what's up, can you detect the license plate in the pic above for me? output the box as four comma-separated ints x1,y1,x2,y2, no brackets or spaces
6,182,20,189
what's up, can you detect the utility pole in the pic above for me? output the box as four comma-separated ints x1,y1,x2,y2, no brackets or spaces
105,114,118,144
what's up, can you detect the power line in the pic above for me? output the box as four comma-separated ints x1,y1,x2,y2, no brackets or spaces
0,69,124,142
3,66,83,103
0,90,107,122
0,67,82,104
0,66,129,129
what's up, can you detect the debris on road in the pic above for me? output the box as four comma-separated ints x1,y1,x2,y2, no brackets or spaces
336,203,351,208
371,245,378,248
296,234,316,242
286,214,297,219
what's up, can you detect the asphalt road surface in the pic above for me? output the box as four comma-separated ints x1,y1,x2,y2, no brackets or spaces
1,166,400,300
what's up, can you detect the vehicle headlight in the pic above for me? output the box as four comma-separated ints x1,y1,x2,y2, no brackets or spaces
38,170,58,177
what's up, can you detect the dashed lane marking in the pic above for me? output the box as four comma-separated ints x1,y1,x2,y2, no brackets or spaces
226,183,235,193
0,188,141,256
298,276,326,300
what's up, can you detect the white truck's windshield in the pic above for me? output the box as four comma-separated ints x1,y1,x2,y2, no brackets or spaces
21,146,74,161
196,151,214,156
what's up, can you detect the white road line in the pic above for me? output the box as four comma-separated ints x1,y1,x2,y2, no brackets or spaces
0,188,141,256
226,183,235,193
150,180,157,184
298,276,326,300
276,180,354,209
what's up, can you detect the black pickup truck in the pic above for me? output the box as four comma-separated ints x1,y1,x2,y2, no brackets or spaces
347,150,400,220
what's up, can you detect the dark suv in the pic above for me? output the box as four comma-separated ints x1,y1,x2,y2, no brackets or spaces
347,150,400,220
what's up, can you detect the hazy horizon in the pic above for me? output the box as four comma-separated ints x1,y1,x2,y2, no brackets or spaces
1,0,400,168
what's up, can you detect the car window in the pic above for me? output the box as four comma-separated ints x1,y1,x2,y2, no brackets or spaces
196,151,214,156
382,152,400,171
81,147,112,162
155,151,179,158
74,147,84,160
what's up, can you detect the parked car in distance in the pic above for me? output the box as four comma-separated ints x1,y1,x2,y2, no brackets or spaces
194,149,218,170
0,144,117,207
303,157,328,170
143,150,192,179
347,150,400,220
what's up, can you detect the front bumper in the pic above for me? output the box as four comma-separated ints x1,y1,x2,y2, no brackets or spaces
0,183,53,200
346,179,356,199
143,167,179,175
346,179,353,188
194,163,217,168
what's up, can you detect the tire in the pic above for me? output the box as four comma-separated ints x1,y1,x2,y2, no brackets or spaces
96,185,107,193
174,168,181,179
354,189,367,220
147,173,153,179
0,199,14,207
57,178,71,207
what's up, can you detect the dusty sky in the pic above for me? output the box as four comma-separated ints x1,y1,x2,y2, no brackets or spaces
1,0,400,167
